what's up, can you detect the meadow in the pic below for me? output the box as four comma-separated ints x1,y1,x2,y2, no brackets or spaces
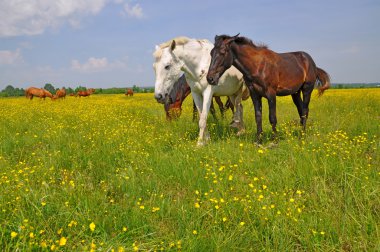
0,89,379,251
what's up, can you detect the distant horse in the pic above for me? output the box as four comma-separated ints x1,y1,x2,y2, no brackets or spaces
165,75,249,121
53,88,66,100
25,87,53,100
154,36,246,146
77,88,95,97
207,34,330,143
125,89,134,96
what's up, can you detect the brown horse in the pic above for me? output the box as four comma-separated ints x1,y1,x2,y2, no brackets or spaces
125,89,134,96
165,75,237,121
53,88,66,100
25,87,53,100
77,88,95,97
207,34,330,143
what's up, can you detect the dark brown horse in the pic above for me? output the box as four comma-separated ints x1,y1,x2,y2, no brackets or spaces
207,34,330,143
164,75,235,121
77,88,95,97
125,89,134,96
25,87,53,100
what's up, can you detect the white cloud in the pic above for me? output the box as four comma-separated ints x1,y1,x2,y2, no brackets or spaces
123,3,143,18
0,0,109,37
71,57,127,73
0,49,23,65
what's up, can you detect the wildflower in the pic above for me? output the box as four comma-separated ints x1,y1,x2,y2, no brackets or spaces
152,207,160,212
289,198,295,203
11,231,18,238
139,205,145,210
192,230,198,235
122,227,127,232
239,222,245,226
320,231,325,235
222,217,227,222
41,202,46,206
228,175,233,181
194,202,200,208
59,237,67,246
29,232,35,238
89,222,96,232
258,149,264,154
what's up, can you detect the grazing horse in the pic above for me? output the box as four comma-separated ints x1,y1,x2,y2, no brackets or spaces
77,88,95,97
25,87,53,100
164,74,236,121
153,36,246,146
207,34,330,143
53,88,66,100
125,89,134,96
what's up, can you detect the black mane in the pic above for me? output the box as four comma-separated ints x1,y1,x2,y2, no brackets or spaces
216,34,267,49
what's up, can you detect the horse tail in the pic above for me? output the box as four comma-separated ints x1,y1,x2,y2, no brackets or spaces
316,67,331,96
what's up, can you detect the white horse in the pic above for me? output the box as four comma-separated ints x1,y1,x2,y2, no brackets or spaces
153,36,246,146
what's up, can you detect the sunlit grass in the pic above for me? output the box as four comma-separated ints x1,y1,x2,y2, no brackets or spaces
0,89,379,251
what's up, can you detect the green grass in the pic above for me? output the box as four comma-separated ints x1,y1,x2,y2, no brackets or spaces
0,89,379,251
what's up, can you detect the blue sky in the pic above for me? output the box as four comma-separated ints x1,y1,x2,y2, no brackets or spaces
0,0,379,90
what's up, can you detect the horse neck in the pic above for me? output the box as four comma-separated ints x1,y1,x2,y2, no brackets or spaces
231,43,261,81
177,41,212,82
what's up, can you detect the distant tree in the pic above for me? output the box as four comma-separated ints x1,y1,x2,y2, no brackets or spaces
75,86,87,92
43,83,55,93
67,87,74,94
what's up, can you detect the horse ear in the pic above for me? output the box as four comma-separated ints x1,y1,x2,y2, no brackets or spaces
155,45,160,51
170,40,176,51
233,33,240,38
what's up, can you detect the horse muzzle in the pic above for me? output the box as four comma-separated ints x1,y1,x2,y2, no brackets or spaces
207,74,219,86
154,93,167,104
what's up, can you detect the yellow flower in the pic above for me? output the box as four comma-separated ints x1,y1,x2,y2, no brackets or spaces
258,149,264,154
222,217,227,222
122,227,127,232
194,202,200,208
11,231,18,238
240,222,245,226
89,222,96,232
192,230,198,235
59,237,67,246
29,232,35,238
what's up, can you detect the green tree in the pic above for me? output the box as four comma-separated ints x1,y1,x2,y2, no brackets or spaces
43,83,55,93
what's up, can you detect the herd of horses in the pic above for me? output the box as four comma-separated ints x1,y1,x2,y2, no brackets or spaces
154,34,330,145
25,87,96,100
24,34,330,145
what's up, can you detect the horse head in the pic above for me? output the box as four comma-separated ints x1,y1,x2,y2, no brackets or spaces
207,34,239,85
153,39,185,104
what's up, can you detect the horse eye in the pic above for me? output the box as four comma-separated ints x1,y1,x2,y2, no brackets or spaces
165,65,171,70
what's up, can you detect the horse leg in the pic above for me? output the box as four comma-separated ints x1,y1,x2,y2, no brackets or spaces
300,82,314,131
267,92,278,141
225,97,235,114
192,99,198,122
291,91,303,125
249,87,263,143
229,93,245,135
210,100,218,121
214,96,225,118
192,92,208,146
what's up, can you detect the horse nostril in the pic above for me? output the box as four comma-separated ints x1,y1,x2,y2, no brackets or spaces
207,76,214,84
155,94,163,101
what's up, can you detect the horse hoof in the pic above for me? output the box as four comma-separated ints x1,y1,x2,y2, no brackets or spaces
229,121,240,129
236,129,246,136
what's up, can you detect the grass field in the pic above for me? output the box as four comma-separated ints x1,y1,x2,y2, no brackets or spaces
0,89,379,251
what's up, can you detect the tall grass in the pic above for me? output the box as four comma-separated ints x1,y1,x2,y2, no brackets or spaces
0,89,379,251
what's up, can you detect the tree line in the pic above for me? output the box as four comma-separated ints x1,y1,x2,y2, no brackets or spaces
0,84,154,97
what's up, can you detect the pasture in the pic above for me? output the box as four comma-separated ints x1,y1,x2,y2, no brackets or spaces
0,89,379,251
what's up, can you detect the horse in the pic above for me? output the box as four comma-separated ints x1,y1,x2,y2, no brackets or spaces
77,88,95,97
25,87,53,100
207,34,331,143
125,89,134,96
153,36,246,146
164,74,236,121
53,88,66,100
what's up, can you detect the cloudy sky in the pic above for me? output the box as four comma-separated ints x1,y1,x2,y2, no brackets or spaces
0,0,379,90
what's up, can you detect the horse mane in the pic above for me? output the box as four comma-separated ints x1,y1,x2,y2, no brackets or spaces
217,35,268,49
153,36,209,59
